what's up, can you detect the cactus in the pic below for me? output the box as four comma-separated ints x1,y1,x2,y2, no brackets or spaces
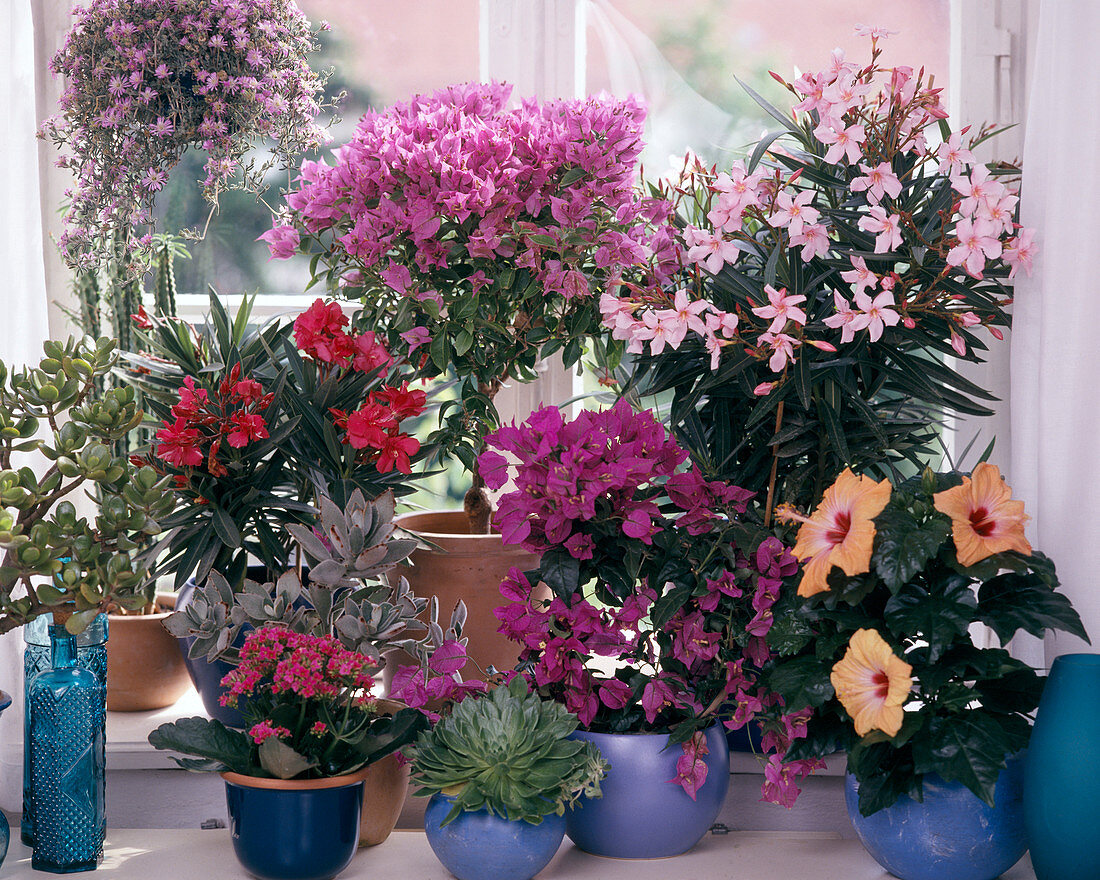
409,677,607,826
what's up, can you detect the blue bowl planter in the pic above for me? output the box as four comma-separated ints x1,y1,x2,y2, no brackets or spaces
565,724,729,859
424,794,565,880
845,756,1027,880
222,769,367,880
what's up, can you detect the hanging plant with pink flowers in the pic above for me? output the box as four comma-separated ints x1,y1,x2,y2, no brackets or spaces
41,0,332,272
607,30,1035,520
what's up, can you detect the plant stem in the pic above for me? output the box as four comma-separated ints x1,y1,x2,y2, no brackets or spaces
764,400,785,528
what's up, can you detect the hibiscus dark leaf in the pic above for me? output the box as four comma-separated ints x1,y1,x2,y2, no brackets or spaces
973,667,1044,715
872,507,950,591
977,572,1090,645
911,713,1009,807
762,655,834,712
883,575,976,663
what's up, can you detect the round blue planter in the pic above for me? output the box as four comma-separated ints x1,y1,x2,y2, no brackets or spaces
176,578,246,727
223,770,365,880
845,757,1027,880
1025,652,1100,880
565,724,729,859
424,794,564,880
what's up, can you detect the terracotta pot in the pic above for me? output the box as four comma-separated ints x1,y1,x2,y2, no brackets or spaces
392,510,541,681
106,593,192,711
358,752,410,847
358,698,412,847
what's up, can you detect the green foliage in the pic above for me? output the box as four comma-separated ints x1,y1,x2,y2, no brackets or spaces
410,678,607,826
0,337,174,633
765,468,1088,817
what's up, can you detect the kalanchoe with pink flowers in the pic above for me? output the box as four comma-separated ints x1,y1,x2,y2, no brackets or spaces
267,81,676,529
41,0,332,272
614,31,1033,518
150,626,428,779
478,402,824,806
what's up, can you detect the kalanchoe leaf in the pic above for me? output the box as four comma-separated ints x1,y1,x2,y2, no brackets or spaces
258,738,318,780
148,717,252,775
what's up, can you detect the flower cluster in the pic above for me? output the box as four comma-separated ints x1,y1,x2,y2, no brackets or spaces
769,464,1086,816
605,31,1033,377
41,0,330,270
479,403,823,806
154,364,272,476
293,299,393,373
267,81,675,460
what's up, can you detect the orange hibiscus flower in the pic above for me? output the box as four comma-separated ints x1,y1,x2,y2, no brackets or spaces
830,628,913,737
784,468,892,597
932,462,1031,567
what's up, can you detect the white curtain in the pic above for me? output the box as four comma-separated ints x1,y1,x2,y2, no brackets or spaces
1010,0,1100,667
0,0,55,811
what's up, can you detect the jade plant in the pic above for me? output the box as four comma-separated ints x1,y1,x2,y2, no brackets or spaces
409,676,607,826
0,337,174,633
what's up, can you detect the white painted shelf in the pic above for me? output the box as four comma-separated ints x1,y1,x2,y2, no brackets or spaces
0,828,1038,879
106,687,208,770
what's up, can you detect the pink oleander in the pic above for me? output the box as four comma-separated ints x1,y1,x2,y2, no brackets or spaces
265,80,677,463
41,0,330,271
476,401,825,807
602,31,1033,376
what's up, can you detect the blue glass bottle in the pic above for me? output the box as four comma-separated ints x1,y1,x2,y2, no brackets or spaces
27,624,106,873
0,690,12,869
22,613,108,847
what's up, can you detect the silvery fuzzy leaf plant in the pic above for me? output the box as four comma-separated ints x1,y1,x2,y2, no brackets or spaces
164,489,434,668
409,676,607,827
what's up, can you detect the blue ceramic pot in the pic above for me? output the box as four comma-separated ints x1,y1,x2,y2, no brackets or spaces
1025,653,1100,880
175,578,245,727
565,724,729,858
845,757,1027,880
222,770,365,880
424,794,564,880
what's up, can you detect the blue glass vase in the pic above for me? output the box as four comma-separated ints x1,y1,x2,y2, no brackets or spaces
0,690,12,869
1024,653,1100,880
22,613,108,847
27,623,107,873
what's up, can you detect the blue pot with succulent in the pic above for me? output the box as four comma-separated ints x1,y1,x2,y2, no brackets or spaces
410,678,607,880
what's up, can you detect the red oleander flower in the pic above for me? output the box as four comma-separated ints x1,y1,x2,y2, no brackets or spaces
155,418,204,468
226,411,269,448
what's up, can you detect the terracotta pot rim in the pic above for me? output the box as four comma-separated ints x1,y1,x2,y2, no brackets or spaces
107,591,177,622
221,765,373,790
395,509,506,541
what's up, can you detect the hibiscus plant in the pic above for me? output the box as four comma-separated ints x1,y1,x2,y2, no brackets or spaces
126,293,426,589
462,400,824,806
765,464,1087,816
606,31,1032,521
264,82,675,531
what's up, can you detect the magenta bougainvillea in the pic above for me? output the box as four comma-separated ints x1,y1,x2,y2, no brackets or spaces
478,401,825,806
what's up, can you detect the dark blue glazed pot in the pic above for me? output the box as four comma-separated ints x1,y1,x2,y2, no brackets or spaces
175,578,245,727
565,724,729,858
1025,653,1100,880
223,770,366,880
424,794,564,880
845,756,1027,880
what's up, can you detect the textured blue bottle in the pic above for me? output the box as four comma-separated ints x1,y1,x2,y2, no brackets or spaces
0,690,12,869
28,624,106,873
22,613,108,846
1024,652,1100,880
